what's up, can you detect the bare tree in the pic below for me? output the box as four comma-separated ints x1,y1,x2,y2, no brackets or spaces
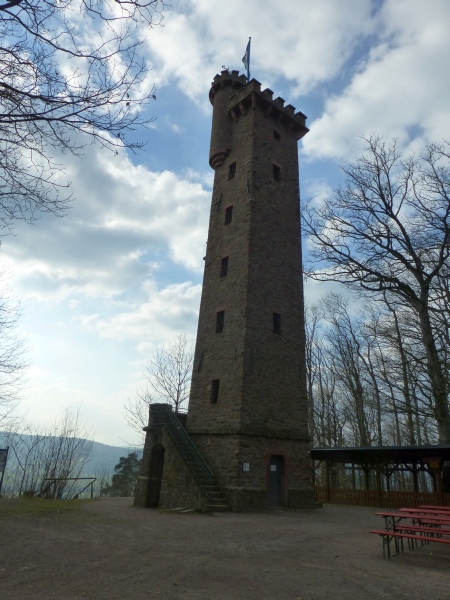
322,293,373,446
305,292,442,449
124,335,194,436
303,135,450,441
305,303,347,447
123,386,154,438
1,0,164,231
0,264,27,428
305,304,320,444
0,406,93,497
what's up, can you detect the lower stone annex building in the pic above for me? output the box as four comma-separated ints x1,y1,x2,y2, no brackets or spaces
134,69,315,511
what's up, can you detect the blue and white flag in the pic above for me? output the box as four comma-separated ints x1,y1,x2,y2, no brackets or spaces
242,37,251,81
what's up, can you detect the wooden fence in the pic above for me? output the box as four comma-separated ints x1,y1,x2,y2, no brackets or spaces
314,486,450,509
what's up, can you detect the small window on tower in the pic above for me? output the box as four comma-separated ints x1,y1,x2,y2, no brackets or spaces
273,312,281,335
273,130,280,140
228,162,236,180
225,205,233,225
210,379,220,403
220,256,229,277
216,310,225,333
273,164,281,182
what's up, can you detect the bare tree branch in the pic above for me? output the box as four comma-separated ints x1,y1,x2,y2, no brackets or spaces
0,0,164,231
124,335,194,437
303,135,450,441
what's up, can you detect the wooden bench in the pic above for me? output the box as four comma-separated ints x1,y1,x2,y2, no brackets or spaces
370,529,450,559
399,507,450,517
419,505,450,512
394,524,450,536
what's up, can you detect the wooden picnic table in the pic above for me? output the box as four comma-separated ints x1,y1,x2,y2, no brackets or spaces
399,507,450,517
372,509,450,559
418,505,450,512
375,510,450,530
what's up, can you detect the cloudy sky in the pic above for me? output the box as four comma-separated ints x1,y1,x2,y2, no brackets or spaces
4,0,450,445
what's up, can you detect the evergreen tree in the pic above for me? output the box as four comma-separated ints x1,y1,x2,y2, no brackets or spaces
109,452,141,497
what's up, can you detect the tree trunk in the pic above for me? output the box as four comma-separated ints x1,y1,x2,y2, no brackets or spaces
417,302,450,442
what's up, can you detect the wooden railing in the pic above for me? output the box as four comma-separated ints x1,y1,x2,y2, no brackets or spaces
314,486,450,509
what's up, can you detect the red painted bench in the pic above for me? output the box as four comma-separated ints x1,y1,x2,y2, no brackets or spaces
370,529,450,559
394,524,450,536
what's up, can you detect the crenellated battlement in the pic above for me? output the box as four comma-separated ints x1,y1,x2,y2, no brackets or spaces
209,70,247,105
208,72,308,169
227,77,308,139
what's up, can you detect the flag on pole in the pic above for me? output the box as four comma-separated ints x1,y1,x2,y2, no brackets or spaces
242,37,251,81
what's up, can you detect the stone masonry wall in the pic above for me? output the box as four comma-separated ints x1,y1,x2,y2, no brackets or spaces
185,71,314,509
157,429,205,510
192,433,314,510
135,423,205,511
188,74,309,441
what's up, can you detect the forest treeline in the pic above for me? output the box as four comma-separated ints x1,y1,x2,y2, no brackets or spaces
303,137,449,445
306,290,449,448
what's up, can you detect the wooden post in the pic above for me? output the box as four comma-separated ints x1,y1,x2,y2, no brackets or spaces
376,462,382,508
423,457,442,503
364,466,370,490
412,465,419,493
326,460,331,503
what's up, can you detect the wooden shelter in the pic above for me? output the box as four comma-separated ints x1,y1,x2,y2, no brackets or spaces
311,445,450,508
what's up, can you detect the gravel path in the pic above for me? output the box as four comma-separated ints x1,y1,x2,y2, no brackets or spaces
1,497,450,599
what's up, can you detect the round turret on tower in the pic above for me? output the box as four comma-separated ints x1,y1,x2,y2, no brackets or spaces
208,70,247,169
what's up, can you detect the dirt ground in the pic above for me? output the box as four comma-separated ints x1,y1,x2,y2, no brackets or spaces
1,498,450,600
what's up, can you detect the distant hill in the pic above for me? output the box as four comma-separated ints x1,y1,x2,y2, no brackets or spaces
83,441,142,475
0,432,142,497
0,432,141,476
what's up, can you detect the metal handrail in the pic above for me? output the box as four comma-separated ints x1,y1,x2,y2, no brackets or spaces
156,405,215,484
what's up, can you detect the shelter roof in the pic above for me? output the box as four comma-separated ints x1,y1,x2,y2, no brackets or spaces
311,445,450,465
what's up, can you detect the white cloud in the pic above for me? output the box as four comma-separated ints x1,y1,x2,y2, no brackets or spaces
8,0,450,445
78,280,201,347
4,141,210,306
304,180,334,209
303,0,450,160
145,0,374,103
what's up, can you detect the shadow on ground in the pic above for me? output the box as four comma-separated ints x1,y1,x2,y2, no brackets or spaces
1,497,449,599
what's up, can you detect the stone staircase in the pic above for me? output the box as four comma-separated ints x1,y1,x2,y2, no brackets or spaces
155,405,230,512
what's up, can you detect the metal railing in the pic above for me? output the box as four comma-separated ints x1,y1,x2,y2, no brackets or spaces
153,404,215,487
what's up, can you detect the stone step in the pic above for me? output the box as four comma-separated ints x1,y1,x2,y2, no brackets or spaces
205,495,228,506
206,495,224,502
206,504,230,512
206,492,223,498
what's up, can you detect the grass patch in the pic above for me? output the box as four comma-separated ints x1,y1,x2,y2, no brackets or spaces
0,497,95,518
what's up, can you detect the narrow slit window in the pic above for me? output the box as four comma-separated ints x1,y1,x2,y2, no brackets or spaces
273,130,280,140
228,162,236,180
216,310,225,333
273,312,281,335
210,379,220,403
225,205,233,225
273,164,281,182
220,256,229,277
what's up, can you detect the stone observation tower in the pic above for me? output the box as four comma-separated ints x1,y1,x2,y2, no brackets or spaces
135,70,314,511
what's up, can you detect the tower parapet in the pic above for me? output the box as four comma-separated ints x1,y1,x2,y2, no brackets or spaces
208,70,247,169
208,71,309,170
228,79,309,139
